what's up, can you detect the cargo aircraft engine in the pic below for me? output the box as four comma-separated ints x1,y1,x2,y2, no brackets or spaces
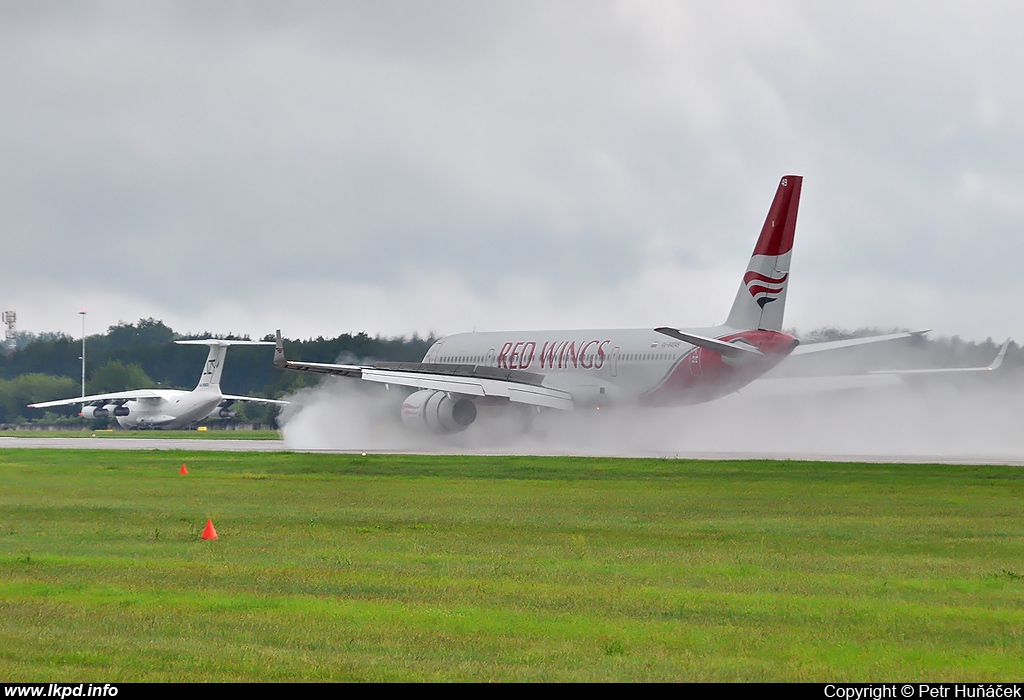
113,405,130,417
400,389,478,434
80,405,109,419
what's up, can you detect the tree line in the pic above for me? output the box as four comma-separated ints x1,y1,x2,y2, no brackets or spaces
0,318,1015,425
0,318,434,425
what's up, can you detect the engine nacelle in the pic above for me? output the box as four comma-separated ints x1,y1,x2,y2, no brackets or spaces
113,405,130,417
401,389,477,434
80,406,109,419
215,407,235,419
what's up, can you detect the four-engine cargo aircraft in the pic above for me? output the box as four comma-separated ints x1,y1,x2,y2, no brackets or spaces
29,340,286,429
273,174,1003,435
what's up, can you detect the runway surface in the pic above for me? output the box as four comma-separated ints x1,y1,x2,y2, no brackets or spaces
0,437,285,452
1,436,1023,465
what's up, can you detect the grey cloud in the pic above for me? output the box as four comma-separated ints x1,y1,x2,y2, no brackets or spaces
2,2,1023,340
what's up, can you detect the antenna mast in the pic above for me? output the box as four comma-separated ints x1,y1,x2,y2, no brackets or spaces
2,311,15,357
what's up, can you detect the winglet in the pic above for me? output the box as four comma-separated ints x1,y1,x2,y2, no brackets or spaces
274,330,288,368
988,338,1011,371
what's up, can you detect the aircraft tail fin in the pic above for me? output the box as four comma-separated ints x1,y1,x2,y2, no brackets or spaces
725,175,803,331
175,339,276,390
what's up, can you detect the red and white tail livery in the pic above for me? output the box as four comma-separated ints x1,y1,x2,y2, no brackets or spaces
726,175,801,332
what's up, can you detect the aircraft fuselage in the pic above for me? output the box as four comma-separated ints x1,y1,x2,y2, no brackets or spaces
86,388,225,429
422,326,798,407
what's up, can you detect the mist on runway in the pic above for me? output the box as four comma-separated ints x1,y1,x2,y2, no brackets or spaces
277,369,1024,460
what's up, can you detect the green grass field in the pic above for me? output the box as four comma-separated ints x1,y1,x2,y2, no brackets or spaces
1,449,1022,681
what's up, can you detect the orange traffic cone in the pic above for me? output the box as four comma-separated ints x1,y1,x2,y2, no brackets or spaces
201,519,218,540
179,464,188,475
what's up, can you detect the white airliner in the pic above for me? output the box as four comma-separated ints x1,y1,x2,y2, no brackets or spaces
272,175,1007,434
29,340,286,429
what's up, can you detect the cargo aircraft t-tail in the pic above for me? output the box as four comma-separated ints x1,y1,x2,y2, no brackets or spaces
29,340,287,429
272,175,998,435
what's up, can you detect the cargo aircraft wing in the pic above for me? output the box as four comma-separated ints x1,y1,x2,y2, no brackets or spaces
29,389,165,409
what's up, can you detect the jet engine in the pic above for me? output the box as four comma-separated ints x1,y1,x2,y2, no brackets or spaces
210,407,235,419
113,405,130,417
401,389,477,434
80,406,109,419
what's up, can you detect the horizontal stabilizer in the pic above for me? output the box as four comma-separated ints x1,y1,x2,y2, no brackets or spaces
176,339,276,347
654,327,765,358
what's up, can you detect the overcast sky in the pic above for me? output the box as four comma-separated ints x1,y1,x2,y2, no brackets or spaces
2,1,1022,343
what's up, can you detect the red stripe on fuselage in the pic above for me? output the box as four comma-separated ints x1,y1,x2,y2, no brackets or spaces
641,329,797,406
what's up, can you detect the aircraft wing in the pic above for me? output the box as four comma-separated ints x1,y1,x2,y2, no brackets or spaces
220,394,290,406
788,330,930,355
740,373,905,397
273,331,574,410
746,338,1010,397
28,389,164,409
867,338,1010,376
